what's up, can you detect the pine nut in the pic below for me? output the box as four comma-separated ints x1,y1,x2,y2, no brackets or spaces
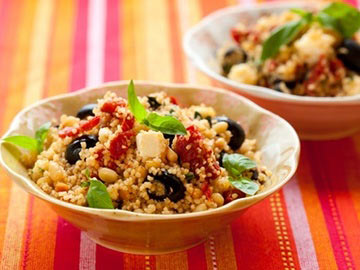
98,167,119,183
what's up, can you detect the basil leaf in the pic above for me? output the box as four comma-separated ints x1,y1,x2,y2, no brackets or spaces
317,2,360,38
291,8,312,18
127,80,147,122
2,136,38,152
146,112,187,135
185,172,195,181
229,177,259,195
81,181,90,187
35,122,51,152
84,169,114,209
87,180,114,209
222,153,256,177
261,19,307,62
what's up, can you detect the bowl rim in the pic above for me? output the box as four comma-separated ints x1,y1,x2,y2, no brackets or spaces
0,80,300,221
183,1,360,105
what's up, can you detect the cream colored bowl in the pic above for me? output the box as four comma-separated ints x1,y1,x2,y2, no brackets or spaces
0,81,299,254
183,2,360,140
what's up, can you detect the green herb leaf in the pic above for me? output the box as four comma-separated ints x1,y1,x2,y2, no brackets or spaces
127,81,187,135
2,136,38,152
35,122,51,152
317,2,360,38
222,153,257,177
291,8,312,18
127,80,148,122
229,177,259,195
84,169,114,209
185,172,195,181
261,19,308,62
146,112,187,135
81,181,90,187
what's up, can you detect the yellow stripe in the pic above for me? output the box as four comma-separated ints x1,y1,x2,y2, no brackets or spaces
132,0,147,79
46,0,74,97
122,0,137,79
143,0,173,82
23,0,54,105
0,0,54,268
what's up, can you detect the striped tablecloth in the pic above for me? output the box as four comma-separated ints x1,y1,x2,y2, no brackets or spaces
0,0,359,269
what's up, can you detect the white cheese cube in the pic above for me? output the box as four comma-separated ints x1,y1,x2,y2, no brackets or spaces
228,63,258,85
136,131,167,158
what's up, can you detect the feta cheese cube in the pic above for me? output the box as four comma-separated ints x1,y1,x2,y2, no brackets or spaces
136,131,167,158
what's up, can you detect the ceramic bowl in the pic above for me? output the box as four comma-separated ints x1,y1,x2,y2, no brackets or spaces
183,2,360,140
0,81,300,254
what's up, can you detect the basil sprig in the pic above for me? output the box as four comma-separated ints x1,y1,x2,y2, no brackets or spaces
261,14,311,62
84,169,114,209
2,122,51,153
222,153,259,196
260,2,360,61
127,80,186,135
316,2,360,38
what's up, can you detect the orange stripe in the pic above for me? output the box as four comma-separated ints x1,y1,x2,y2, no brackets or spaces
44,0,75,98
156,253,188,270
167,0,185,83
297,145,337,268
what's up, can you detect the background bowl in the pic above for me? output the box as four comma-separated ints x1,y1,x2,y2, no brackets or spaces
183,2,360,140
0,81,299,254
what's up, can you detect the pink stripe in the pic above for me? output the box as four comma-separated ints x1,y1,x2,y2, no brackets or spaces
69,0,88,92
104,0,120,82
283,177,319,270
305,142,355,270
344,0,357,7
53,218,81,270
96,245,124,270
187,243,207,270
22,197,34,270
95,0,125,265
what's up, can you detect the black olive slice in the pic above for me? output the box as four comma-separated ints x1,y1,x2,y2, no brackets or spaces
76,104,97,119
147,172,185,202
214,116,245,150
65,135,98,164
147,96,161,110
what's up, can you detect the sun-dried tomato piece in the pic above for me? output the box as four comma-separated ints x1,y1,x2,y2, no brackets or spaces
223,189,245,204
121,114,135,132
58,127,79,138
174,125,220,181
80,116,100,131
169,96,178,105
109,130,134,159
201,182,212,200
101,100,126,114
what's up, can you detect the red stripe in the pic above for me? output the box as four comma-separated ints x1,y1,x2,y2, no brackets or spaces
104,0,120,82
305,141,355,269
69,0,88,92
53,218,81,270
95,245,124,270
231,199,285,269
312,140,360,268
187,243,207,270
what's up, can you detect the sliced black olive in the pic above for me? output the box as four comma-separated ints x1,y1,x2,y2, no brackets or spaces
147,172,185,202
214,116,245,150
218,151,226,167
65,135,98,164
337,39,360,73
147,96,161,110
164,134,175,146
221,47,247,75
115,199,123,209
251,169,259,180
76,104,97,119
